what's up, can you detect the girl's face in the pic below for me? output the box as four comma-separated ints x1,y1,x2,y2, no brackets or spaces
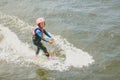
39,22,45,28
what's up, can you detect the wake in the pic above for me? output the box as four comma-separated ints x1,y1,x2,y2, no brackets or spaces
0,25,94,71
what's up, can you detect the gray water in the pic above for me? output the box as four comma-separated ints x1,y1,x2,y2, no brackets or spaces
0,0,120,80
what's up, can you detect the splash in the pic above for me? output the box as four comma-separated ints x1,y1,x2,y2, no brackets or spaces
0,25,94,71
54,35,94,68
0,25,34,63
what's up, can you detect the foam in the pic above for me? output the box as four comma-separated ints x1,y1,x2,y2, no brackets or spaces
54,36,94,68
0,25,94,71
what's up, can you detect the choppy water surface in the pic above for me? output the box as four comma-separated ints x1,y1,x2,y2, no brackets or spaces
0,0,120,80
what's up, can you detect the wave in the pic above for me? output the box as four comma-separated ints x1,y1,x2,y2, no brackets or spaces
0,12,94,71
54,35,94,68
0,25,94,71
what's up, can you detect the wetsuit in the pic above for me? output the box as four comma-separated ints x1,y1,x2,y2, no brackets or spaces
32,26,51,57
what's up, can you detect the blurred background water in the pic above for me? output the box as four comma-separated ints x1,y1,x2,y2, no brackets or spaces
0,0,120,80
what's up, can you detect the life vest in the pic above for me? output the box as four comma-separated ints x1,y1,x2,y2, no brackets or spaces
32,25,44,41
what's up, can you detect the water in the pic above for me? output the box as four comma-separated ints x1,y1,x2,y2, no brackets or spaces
0,0,120,80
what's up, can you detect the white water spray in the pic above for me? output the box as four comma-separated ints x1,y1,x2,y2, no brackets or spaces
54,36,94,68
0,25,94,71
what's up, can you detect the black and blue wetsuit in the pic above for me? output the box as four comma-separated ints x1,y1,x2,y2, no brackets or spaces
32,26,51,57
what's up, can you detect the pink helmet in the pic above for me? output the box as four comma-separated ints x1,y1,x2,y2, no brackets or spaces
36,17,45,24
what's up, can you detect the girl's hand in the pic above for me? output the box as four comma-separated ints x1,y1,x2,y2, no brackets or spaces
49,38,54,44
